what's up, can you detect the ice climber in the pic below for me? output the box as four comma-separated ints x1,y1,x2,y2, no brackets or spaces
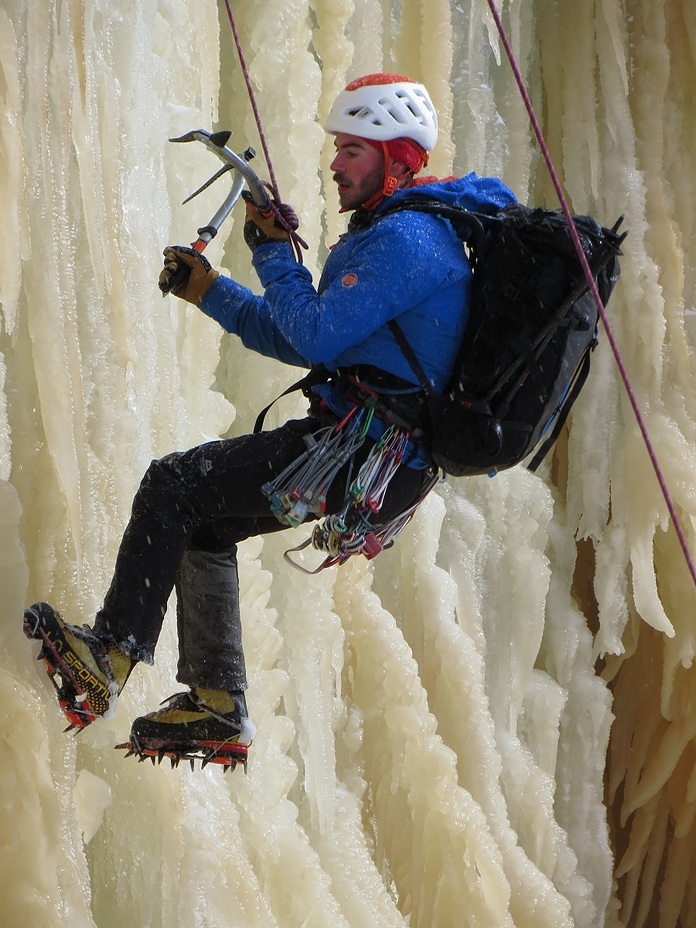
24,74,516,769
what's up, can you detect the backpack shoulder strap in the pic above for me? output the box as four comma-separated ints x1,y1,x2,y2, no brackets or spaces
387,319,434,398
368,198,491,254
253,366,332,433
381,201,494,395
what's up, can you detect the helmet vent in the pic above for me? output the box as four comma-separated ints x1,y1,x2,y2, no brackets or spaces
325,75,438,151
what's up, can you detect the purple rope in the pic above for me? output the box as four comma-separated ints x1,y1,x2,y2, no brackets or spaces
221,0,308,263
222,0,280,201
486,0,696,588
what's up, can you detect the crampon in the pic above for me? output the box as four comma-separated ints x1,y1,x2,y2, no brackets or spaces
115,737,249,772
23,602,116,733
115,689,253,772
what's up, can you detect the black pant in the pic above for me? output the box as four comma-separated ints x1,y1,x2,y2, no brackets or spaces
93,415,432,692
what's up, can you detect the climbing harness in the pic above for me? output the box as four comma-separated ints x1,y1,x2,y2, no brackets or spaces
248,359,437,571
263,406,372,528
262,406,436,573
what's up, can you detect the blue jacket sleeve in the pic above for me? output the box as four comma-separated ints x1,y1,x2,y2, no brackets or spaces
198,268,310,368
250,211,467,366
197,174,514,376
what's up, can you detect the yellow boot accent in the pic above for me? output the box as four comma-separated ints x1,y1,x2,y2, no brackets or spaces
106,644,135,693
195,688,237,713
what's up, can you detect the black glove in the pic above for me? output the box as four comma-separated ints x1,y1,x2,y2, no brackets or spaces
242,191,299,251
158,246,219,303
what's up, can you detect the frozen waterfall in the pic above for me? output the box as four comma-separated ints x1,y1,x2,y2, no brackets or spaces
1,2,695,926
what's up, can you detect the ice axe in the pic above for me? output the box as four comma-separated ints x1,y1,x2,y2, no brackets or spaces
159,129,272,294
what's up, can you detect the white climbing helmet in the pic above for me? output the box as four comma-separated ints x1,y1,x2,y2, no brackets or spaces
325,73,438,152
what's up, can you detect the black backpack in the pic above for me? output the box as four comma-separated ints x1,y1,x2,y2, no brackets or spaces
380,201,626,476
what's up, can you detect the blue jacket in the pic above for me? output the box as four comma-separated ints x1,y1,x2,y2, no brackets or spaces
199,174,516,461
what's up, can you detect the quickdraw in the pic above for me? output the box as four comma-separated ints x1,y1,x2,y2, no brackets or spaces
263,409,437,574
262,407,372,529
310,424,434,566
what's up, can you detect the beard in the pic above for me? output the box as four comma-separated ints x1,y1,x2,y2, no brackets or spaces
334,160,386,210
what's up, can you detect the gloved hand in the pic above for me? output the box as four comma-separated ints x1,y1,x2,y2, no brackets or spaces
158,246,219,303
242,191,299,251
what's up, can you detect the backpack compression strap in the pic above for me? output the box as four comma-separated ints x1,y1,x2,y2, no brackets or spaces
525,346,593,471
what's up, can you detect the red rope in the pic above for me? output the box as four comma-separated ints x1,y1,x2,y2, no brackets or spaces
221,0,280,201
486,0,696,590
220,0,308,261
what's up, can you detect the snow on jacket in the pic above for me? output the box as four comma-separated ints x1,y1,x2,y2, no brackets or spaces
199,173,516,462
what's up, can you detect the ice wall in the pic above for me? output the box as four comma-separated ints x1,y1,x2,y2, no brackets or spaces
1,1,695,927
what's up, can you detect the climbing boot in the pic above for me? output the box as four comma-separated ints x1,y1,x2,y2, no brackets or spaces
23,602,134,731
118,688,255,771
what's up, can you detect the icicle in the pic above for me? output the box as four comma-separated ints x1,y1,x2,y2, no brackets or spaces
4,0,696,926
